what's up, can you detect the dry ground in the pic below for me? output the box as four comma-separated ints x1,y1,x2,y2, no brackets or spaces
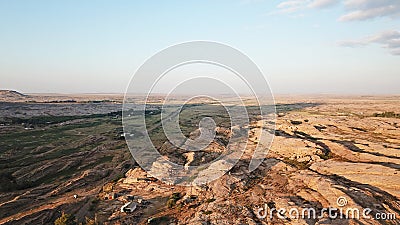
0,92,399,224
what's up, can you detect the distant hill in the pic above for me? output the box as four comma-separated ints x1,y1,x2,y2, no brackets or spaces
0,90,29,102
0,90,124,103
0,90,27,97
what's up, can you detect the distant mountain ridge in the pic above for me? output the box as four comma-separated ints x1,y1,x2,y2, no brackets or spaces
0,90,27,97
0,90,29,102
0,90,125,103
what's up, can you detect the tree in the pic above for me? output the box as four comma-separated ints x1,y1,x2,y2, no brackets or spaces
54,212,77,225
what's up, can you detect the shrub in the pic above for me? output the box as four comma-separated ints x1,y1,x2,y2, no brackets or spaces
54,212,77,225
84,217,96,225
373,112,400,118
166,199,176,208
166,192,182,208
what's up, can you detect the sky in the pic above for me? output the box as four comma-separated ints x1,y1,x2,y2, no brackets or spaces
0,0,399,94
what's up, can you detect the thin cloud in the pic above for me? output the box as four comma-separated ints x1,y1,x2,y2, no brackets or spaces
309,0,340,9
337,40,368,47
272,0,400,21
339,0,400,21
271,0,339,14
276,0,309,14
338,30,400,55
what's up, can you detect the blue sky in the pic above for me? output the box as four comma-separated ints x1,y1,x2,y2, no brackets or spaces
0,0,399,94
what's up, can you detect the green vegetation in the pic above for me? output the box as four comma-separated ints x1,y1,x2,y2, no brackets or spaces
166,192,182,208
372,112,400,118
54,213,97,225
0,112,130,193
317,151,334,160
2,111,122,127
54,212,77,225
